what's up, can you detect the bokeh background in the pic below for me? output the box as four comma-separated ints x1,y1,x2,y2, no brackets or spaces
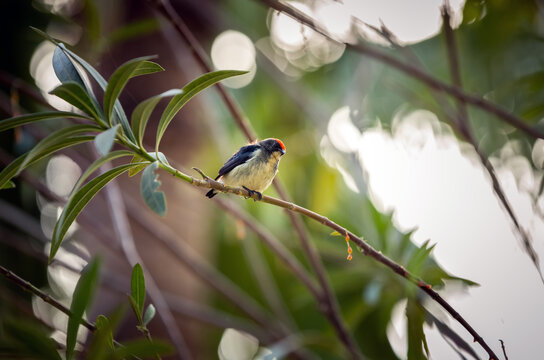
1,0,544,359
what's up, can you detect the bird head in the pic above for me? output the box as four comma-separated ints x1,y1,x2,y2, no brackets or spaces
259,138,286,156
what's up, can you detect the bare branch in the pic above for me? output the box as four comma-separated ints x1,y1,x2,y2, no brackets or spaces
158,162,500,360
440,4,543,284
98,153,192,360
148,1,364,358
0,264,96,333
259,0,544,141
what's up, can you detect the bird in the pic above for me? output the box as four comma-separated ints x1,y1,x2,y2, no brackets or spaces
206,138,286,200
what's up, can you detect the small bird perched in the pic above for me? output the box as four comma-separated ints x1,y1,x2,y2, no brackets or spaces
206,138,286,200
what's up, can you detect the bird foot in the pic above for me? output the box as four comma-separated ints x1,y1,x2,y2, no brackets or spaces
242,186,262,201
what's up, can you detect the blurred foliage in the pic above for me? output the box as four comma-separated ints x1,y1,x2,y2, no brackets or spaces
1,0,543,359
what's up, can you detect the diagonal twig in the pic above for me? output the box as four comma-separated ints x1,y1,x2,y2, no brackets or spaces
98,155,192,360
259,0,544,141
440,3,543,284
148,1,364,358
156,159,500,360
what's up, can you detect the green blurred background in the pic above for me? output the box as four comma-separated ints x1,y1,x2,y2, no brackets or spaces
1,0,544,359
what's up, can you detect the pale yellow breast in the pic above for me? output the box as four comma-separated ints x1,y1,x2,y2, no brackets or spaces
221,151,281,193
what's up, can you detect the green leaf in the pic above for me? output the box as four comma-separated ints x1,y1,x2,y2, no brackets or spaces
52,44,104,126
111,339,172,359
50,163,144,261
56,43,136,143
0,111,93,133
148,151,169,166
1,180,15,189
31,26,60,45
131,263,146,318
140,161,166,217
406,299,428,360
72,150,134,193
131,89,182,148
66,258,101,360
94,124,120,156
155,70,247,153
53,45,86,88
49,82,104,124
142,304,156,326
87,315,114,360
3,318,62,360
462,0,486,25
96,315,114,348
0,136,93,190
18,124,100,174
128,295,143,325
128,155,150,177
104,57,163,125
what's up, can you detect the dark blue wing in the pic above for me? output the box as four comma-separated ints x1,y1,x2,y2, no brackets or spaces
216,144,259,178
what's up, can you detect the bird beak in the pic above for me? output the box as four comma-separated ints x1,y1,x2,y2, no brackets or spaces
280,149,285,155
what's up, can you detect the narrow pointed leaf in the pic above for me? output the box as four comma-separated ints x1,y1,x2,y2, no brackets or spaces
49,82,104,124
96,315,114,349
31,26,60,45
132,89,182,148
128,155,150,177
131,263,146,317
128,295,143,325
66,258,100,360
52,44,105,126
148,151,169,165
18,124,100,173
87,315,114,360
53,45,86,88
50,163,144,261
406,299,427,360
73,150,134,193
143,304,156,326
0,136,93,190
140,161,166,216
94,124,120,156
155,70,247,152
56,43,135,143
1,180,15,189
0,111,93,133
104,57,163,124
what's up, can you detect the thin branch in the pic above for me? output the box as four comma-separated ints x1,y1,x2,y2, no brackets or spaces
148,2,363,358
499,339,508,360
440,4,543,284
238,209,301,330
0,217,273,348
149,0,256,141
0,264,148,360
98,157,192,360
158,162,500,360
122,194,284,336
259,0,544,141
213,197,322,301
163,292,270,343
0,264,96,333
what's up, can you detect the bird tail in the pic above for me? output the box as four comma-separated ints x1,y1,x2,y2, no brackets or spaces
205,189,217,198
